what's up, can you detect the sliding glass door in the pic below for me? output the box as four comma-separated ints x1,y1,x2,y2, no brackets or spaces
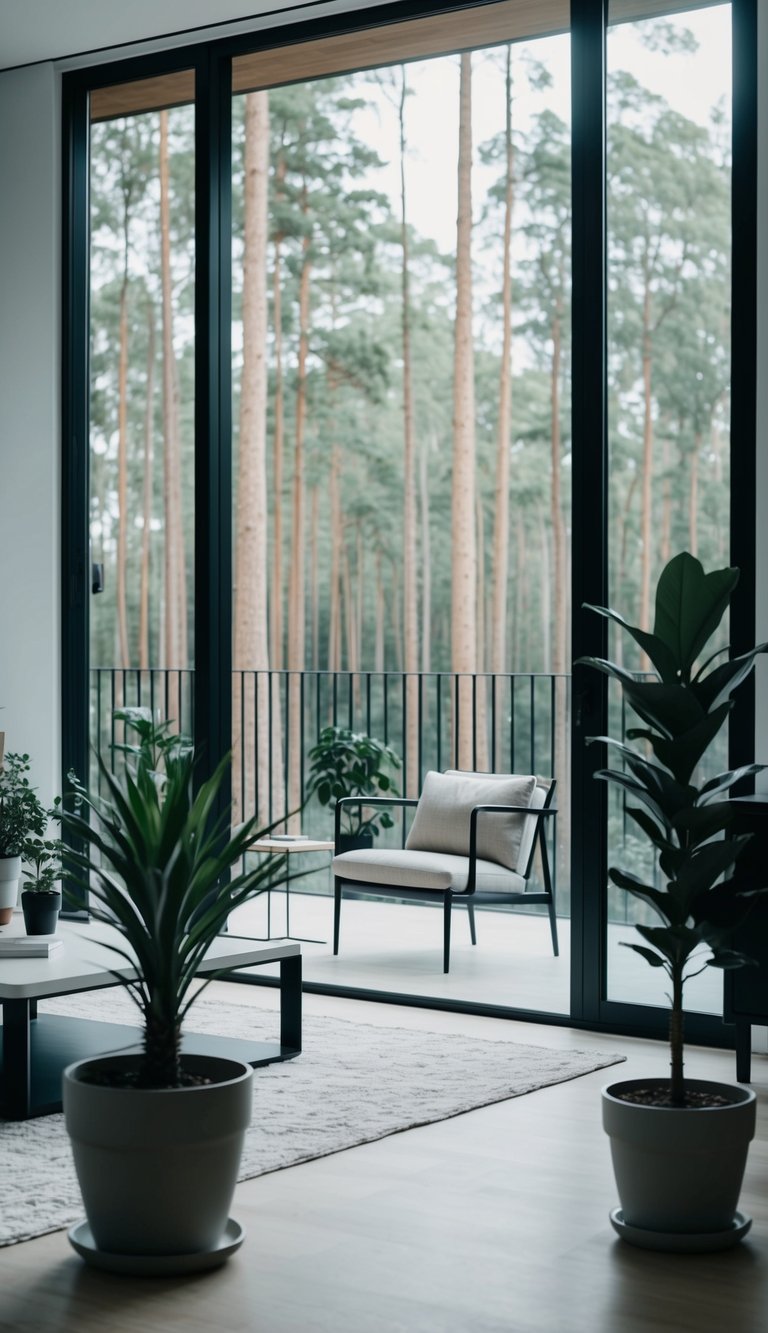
62,0,756,1035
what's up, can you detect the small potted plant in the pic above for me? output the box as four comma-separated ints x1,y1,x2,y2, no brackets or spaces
0,753,47,925
579,551,768,1251
60,711,293,1266
306,726,401,853
21,822,63,935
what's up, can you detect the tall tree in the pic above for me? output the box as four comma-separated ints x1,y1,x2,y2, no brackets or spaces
234,91,271,825
159,109,188,673
451,53,477,769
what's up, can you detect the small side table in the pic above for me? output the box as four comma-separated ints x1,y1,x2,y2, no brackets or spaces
247,838,334,943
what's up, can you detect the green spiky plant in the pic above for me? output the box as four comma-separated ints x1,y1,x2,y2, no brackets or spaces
579,552,768,1106
62,713,296,1090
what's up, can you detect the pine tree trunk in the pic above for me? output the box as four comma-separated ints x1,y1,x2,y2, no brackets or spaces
328,441,342,673
475,492,490,770
310,484,320,671
689,433,700,558
451,53,477,770
159,110,188,682
420,437,432,674
233,92,271,826
375,552,385,673
396,67,421,795
287,199,311,830
271,154,287,674
139,299,155,671
639,276,654,639
491,43,514,765
117,271,130,669
660,433,671,568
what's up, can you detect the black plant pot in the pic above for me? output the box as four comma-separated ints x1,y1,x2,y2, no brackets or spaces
21,890,62,936
338,831,374,855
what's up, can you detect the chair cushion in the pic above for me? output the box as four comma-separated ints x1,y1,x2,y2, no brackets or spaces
405,770,537,872
443,771,550,876
332,847,526,895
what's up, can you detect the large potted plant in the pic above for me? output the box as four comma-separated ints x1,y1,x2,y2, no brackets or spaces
306,726,401,852
0,753,47,925
60,712,291,1269
579,552,768,1251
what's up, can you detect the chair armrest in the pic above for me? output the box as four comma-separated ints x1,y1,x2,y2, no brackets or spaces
334,795,418,847
467,804,557,892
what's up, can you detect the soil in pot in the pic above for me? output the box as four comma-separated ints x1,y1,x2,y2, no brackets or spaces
22,890,61,936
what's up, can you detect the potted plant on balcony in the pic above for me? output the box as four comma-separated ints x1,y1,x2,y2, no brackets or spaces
60,712,291,1271
0,753,47,925
579,551,768,1251
21,820,63,935
306,725,401,853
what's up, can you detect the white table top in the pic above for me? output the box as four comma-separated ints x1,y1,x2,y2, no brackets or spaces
0,920,299,1000
248,837,334,853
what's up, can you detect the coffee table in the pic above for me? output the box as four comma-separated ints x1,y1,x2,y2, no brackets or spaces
0,921,301,1120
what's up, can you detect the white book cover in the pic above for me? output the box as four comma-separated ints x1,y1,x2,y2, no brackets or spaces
0,936,64,957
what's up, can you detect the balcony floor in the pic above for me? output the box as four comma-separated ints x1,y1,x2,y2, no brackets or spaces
229,889,722,1018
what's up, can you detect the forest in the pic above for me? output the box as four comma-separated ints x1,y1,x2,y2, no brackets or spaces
87,11,732,880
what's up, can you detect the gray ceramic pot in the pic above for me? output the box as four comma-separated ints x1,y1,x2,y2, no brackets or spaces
63,1053,253,1257
602,1077,756,1242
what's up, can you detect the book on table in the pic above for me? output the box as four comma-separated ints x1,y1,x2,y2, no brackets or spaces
0,936,64,957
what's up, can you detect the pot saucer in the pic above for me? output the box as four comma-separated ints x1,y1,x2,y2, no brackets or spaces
67,1217,245,1275
609,1207,752,1253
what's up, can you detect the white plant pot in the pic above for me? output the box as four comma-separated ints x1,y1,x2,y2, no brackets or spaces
63,1053,254,1257
603,1077,756,1250
0,855,21,923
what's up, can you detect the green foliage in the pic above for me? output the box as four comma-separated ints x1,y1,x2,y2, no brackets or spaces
61,712,296,1089
0,754,47,859
579,552,768,1103
306,726,401,838
22,826,63,895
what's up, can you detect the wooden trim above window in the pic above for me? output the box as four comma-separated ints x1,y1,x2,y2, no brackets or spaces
233,0,568,96
90,70,194,122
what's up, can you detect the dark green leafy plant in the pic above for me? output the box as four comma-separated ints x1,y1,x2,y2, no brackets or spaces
0,754,47,859
62,714,296,1090
306,727,401,839
579,552,768,1105
22,831,63,894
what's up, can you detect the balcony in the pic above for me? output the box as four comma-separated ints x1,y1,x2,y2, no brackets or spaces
89,666,724,1018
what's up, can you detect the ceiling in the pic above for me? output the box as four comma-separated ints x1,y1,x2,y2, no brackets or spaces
0,0,373,73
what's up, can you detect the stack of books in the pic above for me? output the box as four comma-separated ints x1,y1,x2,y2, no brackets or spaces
0,936,63,958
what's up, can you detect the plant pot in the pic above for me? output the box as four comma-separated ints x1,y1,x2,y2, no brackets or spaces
0,856,21,925
603,1077,756,1250
338,830,374,855
21,889,61,935
63,1053,253,1257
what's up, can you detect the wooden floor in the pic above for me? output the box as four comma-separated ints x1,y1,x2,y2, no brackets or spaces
1,985,766,1333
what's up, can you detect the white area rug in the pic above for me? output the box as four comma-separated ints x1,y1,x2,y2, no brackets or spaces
0,991,624,1247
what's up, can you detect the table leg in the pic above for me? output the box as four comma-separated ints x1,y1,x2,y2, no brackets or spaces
735,1021,752,1083
280,953,302,1054
3,999,32,1119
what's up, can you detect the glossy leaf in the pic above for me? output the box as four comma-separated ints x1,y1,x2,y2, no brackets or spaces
653,552,738,677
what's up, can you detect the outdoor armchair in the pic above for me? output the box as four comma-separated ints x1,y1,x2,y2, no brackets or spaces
331,770,558,973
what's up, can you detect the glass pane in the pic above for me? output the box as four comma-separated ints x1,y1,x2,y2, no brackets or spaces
229,24,572,1014
606,5,732,1012
88,79,196,783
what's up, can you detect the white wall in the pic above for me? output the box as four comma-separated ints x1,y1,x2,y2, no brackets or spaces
0,63,61,804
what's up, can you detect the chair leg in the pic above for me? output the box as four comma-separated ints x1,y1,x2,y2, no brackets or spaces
548,896,559,957
539,827,559,957
443,895,452,973
467,899,477,946
333,878,342,955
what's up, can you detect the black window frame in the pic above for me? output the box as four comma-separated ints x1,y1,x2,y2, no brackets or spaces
61,0,757,1042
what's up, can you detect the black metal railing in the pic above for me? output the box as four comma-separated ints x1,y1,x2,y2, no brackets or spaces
90,667,574,911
